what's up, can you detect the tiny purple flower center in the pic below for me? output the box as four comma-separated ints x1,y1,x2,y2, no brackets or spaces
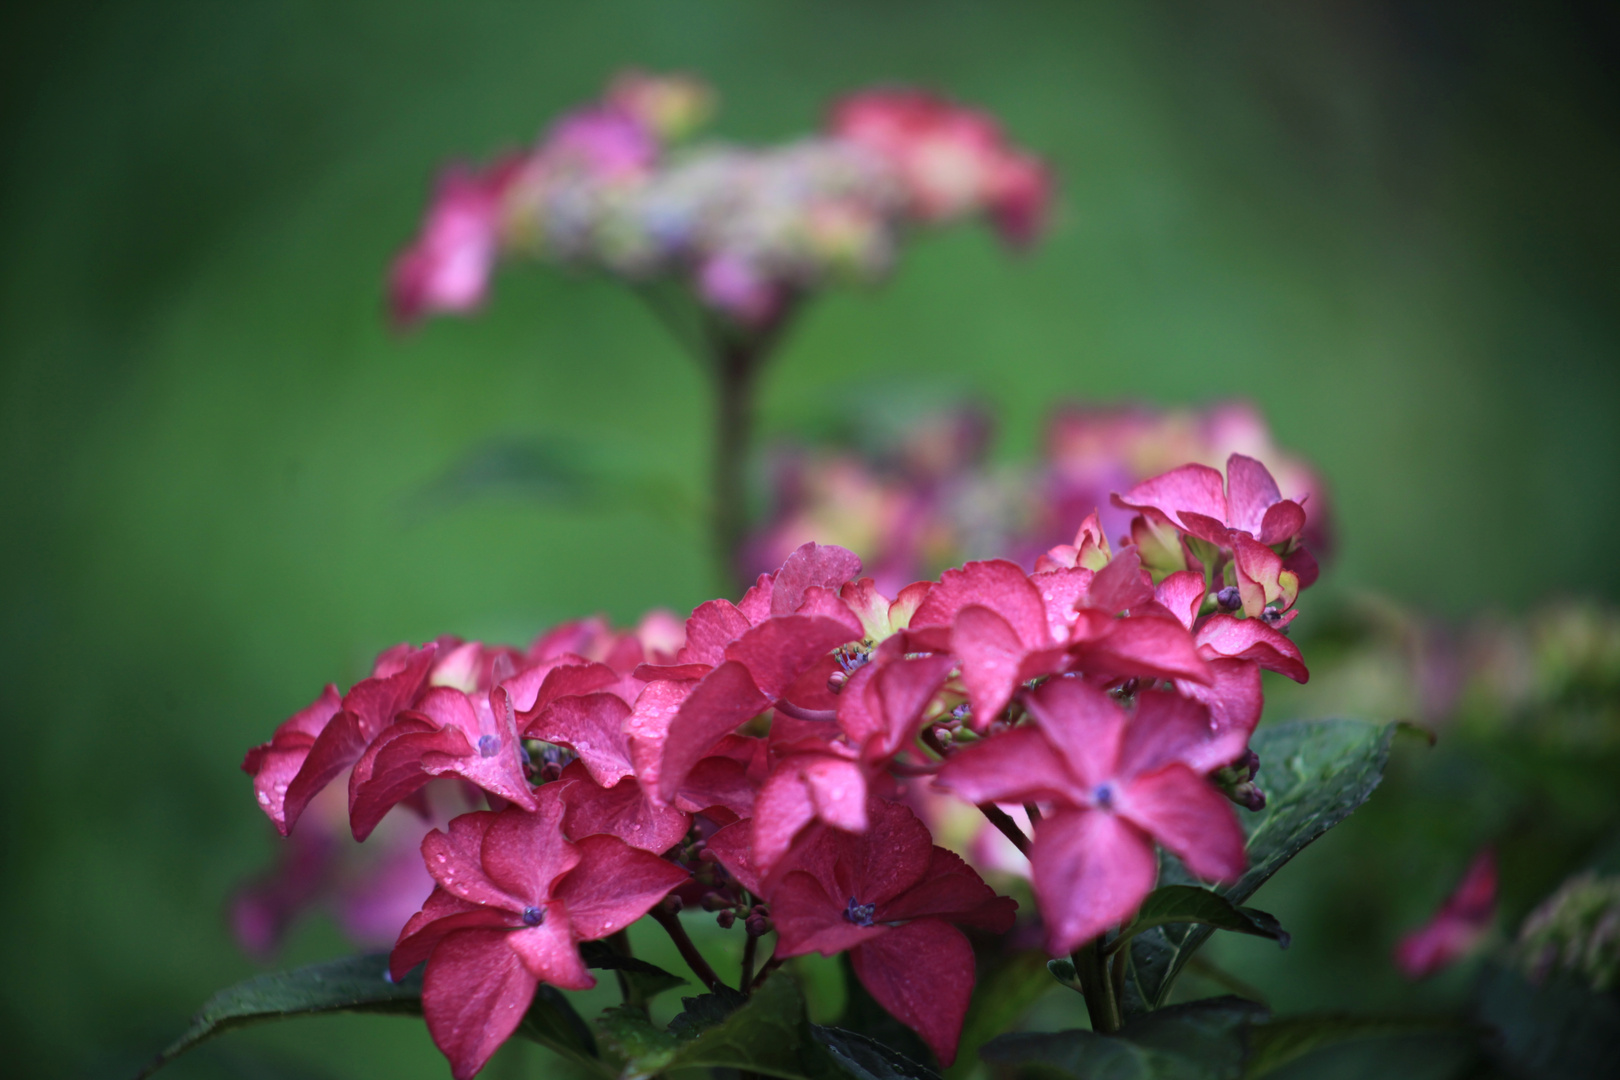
522,906,544,927
844,898,877,927
478,734,501,758
1092,782,1116,810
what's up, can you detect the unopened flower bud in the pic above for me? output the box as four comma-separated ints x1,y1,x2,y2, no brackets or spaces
716,909,736,930
539,761,563,782
1216,586,1242,612
745,912,773,937
661,895,683,915
827,670,849,694
701,890,730,911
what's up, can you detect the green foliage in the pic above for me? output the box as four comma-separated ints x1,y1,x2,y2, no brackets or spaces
1240,1014,1466,1078
1472,962,1620,1080
1110,886,1290,954
135,953,601,1078
1124,720,1401,1013
947,950,1056,1079
665,985,749,1040
578,940,688,1001
813,1027,944,1080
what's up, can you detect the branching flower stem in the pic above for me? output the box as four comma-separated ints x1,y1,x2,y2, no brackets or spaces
977,803,1031,857
1072,938,1123,1034
650,904,726,994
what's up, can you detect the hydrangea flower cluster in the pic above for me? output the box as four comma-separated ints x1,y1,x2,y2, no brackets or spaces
748,399,1330,596
390,72,1050,329
243,453,1314,1077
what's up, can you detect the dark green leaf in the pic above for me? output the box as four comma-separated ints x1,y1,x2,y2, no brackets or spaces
948,951,1059,1079
1242,1014,1467,1078
814,1026,943,1080
980,997,1263,1080
596,1005,679,1077
664,974,814,1079
579,940,688,1000
136,954,423,1078
136,953,604,1079
666,985,749,1040
1471,962,1620,1080
1125,720,1400,1013
1113,886,1289,953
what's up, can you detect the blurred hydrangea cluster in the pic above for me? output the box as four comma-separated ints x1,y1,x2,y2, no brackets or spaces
1512,872,1620,991
746,399,1330,596
390,72,1051,328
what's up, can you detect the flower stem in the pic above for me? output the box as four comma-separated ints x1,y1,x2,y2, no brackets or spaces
606,928,645,1012
711,336,760,594
1072,938,1122,1034
977,803,1031,856
750,955,783,991
740,928,758,994
650,903,726,994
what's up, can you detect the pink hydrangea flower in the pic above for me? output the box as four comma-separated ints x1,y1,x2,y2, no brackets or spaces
1394,847,1497,978
937,678,1245,955
389,161,519,327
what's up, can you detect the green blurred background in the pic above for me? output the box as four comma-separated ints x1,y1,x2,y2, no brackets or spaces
4,2,1619,1076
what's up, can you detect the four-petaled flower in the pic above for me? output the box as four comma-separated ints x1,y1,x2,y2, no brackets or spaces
390,787,687,1079
938,678,1246,955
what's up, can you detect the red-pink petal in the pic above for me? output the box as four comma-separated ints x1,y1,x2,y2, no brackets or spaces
934,726,1076,806
420,929,539,1080
1113,463,1228,533
1024,678,1124,790
480,793,582,904
913,559,1050,647
1154,571,1207,632
527,693,635,787
280,710,372,836
1030,808,1158,956
1176,659,1263,769
677,599,752,667
725,614,862,699
1195,614,1309,683
555,833,689,940
505,911,594,989
1259,500,1307,546
1073,615,1213,686
1086,547,1155,614
951,604,1033,730
560,763,691,854
1224,454,1283,537
770,869,886,957
877,846,1014,930
705,819,765,896
657,661,769,803
1118,765,1245,884
851,920,976,1065
1117,690,1244,781
1393,848,1497,979
771,543,864,616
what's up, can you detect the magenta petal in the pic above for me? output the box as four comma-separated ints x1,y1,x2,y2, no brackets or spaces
506,912,593,989
704,819,765,896
725,614,862,699
866,653,956,759
838,797,932,907
677,599,752,667
1224,454,1283,536
349,719,469,841
625,679,692,796
244,685,342,833
1176,659,1263,769
1030,808,1158,956
935,726,1075,806
751,765,823,873
1116,690,1241,781
554,833,689,940
420,813,524,910
1259,500,1307,546
1394,848,1497,979
1086,547,1155,614
951,604,1031,730
770,869,885,957
480,794,583,903
877,847,1011,929
676,754,757,818
280,710,371,836
1155,571,1207,632
1076,615,1213,686
391,890,513,980
851,920,976,1065
1114,463,1228,532
1119,765,1245,884
1196,614,1309,682
561,766,691,854
770,542,864,616
1231,534,1288,615
527,693,635,787
420,929,538,1080
658,661,769,803
913,559,1050,647
1024,678,1124,789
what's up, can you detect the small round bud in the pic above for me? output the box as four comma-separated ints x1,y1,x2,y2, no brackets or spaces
477,734,501,758
716,909,736,930
1216,586,1242,612
661,895,683,915
701,891,730,912
827,670,849,694
522,906,544,927
539,761,563,782
745,912,772,937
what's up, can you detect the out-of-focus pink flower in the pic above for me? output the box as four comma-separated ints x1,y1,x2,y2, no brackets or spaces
937,679,1246,955
828,88,1052,246
1394,848,1498,978
389,161,519,327
698,252,784,327
537,106,660,181
391,790,687,1080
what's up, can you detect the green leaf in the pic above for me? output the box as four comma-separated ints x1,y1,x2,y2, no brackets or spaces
578,940,688,1001
1242,1014,1467,1077
1471,962,1620,1080
665,985,749,1040
814,1026,943,1080
980,997,1264,1080
1111,886,1290,953
948,950,1060,1080
596,1005,679,1078
136,953,604,1079
1125,720,1400,1013
1047,958,1084,994
663,974,816,1079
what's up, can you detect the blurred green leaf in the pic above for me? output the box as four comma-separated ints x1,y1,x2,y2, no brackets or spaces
1124,720,1401,1013
1241,1014,1466,1078
947,950,1057,1079
136,953,604,1078
814,1026,943,1080
1472,962,1620,1080
665,985,749,1040
663,974,814,1079
1111,886,1290,954
980,997,1264,1080
595,1005,679,1078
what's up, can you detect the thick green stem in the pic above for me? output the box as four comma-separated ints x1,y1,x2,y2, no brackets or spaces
1072,938,1122,1034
